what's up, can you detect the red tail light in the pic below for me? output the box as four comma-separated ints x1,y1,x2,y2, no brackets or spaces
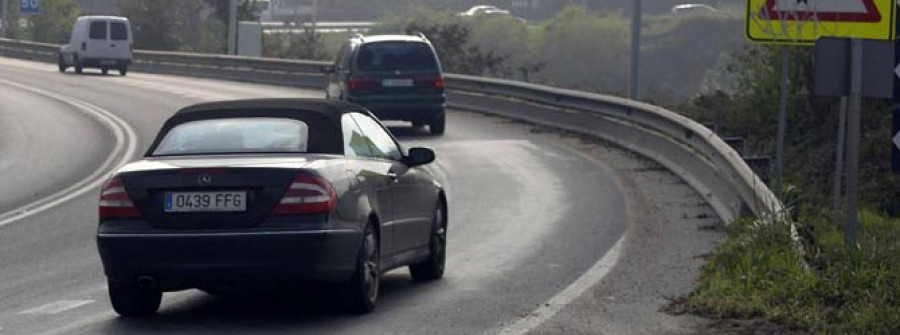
347,76,377,91
272,174,337,215
416,76,444,88
99,177,140,219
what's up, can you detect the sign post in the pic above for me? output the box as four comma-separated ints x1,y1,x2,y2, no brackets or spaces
844,38,863,247
893,108,900,173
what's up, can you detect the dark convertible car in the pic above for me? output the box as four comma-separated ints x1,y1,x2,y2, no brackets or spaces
96,99,448,316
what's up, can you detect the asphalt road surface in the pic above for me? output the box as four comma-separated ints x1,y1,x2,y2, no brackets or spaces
0,57,638,334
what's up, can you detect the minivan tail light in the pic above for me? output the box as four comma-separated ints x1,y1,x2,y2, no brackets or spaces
272,174,337,215
99,177,140,219
416,76,444,88
347,76,377,91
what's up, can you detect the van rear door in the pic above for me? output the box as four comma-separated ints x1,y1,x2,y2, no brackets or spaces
108,21,131,60
85,20,109,60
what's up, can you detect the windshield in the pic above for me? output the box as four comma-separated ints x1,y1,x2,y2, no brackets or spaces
356,42,438,71
152,117,309,156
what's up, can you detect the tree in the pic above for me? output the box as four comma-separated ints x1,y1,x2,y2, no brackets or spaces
535,5,630,94
121,0,224,53
30,0,81,43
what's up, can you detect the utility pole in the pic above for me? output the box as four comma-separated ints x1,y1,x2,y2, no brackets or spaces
1,0,8,38
227,0,237,55
629,0,642,100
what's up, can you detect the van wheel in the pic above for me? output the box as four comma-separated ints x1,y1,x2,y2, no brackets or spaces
101,68,109,75
119,67,128,76
343,222,379,314
57,54,67,72
74,57,83,74
429,114,446,136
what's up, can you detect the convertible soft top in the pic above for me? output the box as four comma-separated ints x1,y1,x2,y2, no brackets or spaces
145,99,372,157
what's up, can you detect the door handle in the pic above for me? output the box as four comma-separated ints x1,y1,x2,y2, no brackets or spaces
387,172,399,182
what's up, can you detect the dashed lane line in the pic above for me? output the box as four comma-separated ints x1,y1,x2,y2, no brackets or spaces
18,301,95,316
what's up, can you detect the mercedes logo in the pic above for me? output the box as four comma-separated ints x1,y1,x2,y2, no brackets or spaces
197,174,212,186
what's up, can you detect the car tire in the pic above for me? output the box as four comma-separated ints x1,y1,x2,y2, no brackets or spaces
57,53,66,72
108,279,162,317
119,66,128,76
409,200,447,281
343,222,379,314
74,56,83,74
101,68,109,75
429,113,446,136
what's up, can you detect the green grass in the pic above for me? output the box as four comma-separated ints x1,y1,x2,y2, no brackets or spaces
684,211,900,334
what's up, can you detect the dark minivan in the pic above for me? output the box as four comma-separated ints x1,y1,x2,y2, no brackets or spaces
323,34,446,135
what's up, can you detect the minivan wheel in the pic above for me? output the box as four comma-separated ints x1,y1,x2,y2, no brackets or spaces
344,222,379,314
108,279,162,317
429,113,446,136
57,54,66,72
119,67,128,76
101,68,109,75
74,57,83,74
410,201,447,281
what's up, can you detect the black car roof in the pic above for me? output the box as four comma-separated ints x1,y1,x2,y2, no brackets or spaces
145,99,369,157
174,98,366,119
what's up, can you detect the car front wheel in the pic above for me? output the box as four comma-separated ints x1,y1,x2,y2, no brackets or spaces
119,66,128,76
410,201,447,281
108,279,162,317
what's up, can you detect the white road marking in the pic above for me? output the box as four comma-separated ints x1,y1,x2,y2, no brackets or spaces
498,235,626,335
0,79,139,227
18,300,94,316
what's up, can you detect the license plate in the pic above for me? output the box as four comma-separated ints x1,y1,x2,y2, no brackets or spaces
100,60,116,65
381,78,413,87
164,191,247,213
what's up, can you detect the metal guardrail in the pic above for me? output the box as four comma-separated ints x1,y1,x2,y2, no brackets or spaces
0,37,781,222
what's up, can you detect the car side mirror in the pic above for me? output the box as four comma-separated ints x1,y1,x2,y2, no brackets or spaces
61,34,70,44
320,65,336,74
406,147,435,167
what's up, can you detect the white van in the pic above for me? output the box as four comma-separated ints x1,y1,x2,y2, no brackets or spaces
58,16,133,76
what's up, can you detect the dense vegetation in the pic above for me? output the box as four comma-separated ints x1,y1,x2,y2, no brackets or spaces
685,46,900,215
679,212,900,333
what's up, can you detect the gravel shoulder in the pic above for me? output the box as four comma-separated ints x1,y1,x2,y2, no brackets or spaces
518,126,726,335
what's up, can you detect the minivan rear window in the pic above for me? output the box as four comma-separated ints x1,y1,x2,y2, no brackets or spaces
110,22,128,41
89,21,107,40
356,42,438,71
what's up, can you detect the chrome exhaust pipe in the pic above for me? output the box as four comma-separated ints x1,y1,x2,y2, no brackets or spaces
136,276,157,289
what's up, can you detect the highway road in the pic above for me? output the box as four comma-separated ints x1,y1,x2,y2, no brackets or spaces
0,57,719,334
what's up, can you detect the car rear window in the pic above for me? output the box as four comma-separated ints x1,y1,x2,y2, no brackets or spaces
89,21,107,40
152,118,309,156
110,22,128,41
356,42,438,71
